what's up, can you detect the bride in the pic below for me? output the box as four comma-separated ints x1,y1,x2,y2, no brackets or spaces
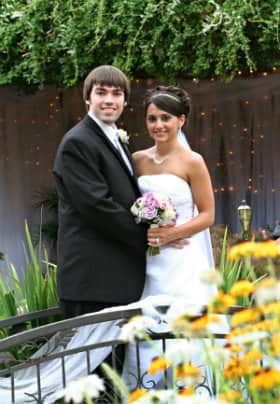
136,85,216,302
123,85,218,388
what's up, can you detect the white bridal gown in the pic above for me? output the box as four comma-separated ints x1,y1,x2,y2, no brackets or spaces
139,173,216,303
122,174,218,389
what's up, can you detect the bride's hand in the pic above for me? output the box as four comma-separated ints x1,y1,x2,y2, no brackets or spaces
148,224,189,248
167,239,190,249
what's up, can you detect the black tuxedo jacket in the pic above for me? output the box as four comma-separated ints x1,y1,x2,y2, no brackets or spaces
53,115,147,303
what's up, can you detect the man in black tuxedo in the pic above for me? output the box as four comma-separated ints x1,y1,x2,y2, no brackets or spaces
53,65,147,318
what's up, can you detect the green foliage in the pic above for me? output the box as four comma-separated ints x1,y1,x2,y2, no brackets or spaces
0,221,59,333
0,0,279,88
217,228,255,306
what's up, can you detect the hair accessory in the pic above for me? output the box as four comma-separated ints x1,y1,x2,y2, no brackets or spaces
152,92,181,103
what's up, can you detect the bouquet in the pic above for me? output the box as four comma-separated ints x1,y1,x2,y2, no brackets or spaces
131,191,177,256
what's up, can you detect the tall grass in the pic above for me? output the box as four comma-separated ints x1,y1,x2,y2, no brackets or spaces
0,220,58,329
217,228,265,306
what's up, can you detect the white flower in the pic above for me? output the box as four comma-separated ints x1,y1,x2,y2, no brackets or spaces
117,128,129,144
200,269,223,286
254,280,280,306
165,340,200,365
133,389,185,403
63,374,104,403
119,315,157,342
165,299,203,325
16,300,28,315
161,207,176,221
229,330,269,345
206,344,231,363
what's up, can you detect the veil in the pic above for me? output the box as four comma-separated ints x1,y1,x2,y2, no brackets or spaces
177,129,215,268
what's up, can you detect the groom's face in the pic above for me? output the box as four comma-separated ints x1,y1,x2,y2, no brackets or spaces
87,84,125,126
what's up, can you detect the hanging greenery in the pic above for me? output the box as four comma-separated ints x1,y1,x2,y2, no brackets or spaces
0,0,279,88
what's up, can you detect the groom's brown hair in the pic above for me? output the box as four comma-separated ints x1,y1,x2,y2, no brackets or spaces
83,65,130,104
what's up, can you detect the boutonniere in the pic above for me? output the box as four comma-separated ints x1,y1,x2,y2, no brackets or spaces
117,129,130,144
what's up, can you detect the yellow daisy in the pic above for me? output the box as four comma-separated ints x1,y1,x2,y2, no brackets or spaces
176,363,201,383
250,368,280,390
229,280,255,297
211,290,236,313
128,389,148,403
147,356,170,375
230,307,261,327
219,390,242,401
179,387,194,396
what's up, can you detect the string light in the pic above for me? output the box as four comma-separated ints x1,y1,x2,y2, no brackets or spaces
2,78,279,204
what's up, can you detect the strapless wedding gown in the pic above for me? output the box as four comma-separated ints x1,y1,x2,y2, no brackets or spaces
122,174,218,389
139,174,217,303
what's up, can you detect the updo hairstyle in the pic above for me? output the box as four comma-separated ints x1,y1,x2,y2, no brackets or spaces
144,85,191,118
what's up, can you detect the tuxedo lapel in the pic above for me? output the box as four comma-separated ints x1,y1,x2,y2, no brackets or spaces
83,115,139,188
119,140,138,181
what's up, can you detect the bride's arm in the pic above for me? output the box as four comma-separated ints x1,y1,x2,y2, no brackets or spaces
148,153,214,247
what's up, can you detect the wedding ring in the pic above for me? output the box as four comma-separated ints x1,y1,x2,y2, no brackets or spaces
155,237,160,245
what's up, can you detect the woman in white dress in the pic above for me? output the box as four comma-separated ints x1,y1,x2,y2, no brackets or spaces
135,85,216,302
123,86,218,388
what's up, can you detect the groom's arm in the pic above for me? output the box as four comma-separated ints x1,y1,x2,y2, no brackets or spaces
56,137,147,252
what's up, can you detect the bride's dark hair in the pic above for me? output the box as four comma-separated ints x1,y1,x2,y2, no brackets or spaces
144,85,192,118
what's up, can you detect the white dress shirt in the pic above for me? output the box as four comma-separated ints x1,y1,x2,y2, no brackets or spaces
88,113,133,175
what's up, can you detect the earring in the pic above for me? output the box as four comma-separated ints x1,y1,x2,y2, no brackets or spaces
85,100,90,105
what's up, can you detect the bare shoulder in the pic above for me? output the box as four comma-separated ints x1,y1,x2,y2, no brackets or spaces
132,148,153,162
182,150,209,180
183,149,205,166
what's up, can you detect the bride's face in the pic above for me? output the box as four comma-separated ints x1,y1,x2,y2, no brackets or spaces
146,103,185,142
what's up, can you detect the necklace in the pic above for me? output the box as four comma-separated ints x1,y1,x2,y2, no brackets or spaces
152,153,168,165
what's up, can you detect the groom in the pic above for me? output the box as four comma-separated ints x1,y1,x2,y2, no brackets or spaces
53,65,147,319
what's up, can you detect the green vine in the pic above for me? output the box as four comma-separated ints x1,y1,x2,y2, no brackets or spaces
0,0,279,88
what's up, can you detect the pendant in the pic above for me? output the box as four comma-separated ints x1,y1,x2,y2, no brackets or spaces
152,153,168,165
152,156,166,165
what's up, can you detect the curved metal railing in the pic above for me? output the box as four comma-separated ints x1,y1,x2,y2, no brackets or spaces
0,304,244,403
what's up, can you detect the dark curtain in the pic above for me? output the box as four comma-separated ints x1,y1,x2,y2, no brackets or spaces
0,73,279,274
